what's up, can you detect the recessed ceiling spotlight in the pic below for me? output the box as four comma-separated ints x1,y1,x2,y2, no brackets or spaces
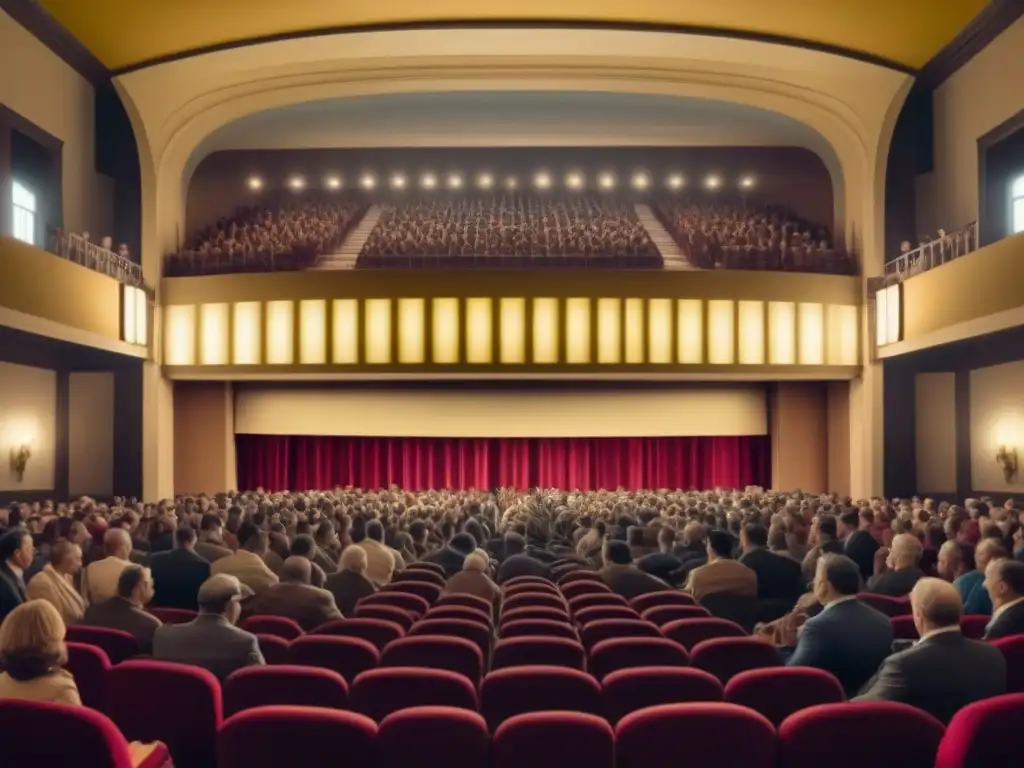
704,174,722,190
631,171,651,191
359,173,377,190
505,176,519,190
246,176,264,191
323,175,342,190
598,172,616,190
666,174,685,191
566,172,584,190
391,173,407,190
739,175,756,190
421,173,437,190
534,171,552,190
447,173,464,190
287,175,306,191
477,172,494,190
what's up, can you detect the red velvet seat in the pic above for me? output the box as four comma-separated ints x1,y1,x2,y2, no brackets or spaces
992,635,1024,692
310,618,404,651
407,561,447,577
573,604,641,626
601,666,723,724
891,615,919,639
425,605,493,627
641,604,712,626
410,618,493,664
354,603,416,631
223,664,349,717
377,706,489,768
690,636,782,683
661,617,746,649
218,706,377,768
492,636,586,671
567,593,629,614
499,606,571,626
502,592,567,614
240,615,304,640
492,711,614,768
580,618,661,650
435,593,494,613
724,667,845,727
858,593,911,617
65,641,112,712
481,665,602,732
504,583,561,599
385,580,443,605
0,699,170,768
934,693,1024,768
556,570,605,587
630,590,697,613
65,625,139,664
393,568,447,587
504,575,557,589
256,633,290,665
500,618,579,640
589,637,690,680
358,591,430,617
560,580,613,601
960,615,989,640
148,607,198,625
106,660,222,768
778,702,944,768
351,667,480,722
288,635,380,682
380,635,484,687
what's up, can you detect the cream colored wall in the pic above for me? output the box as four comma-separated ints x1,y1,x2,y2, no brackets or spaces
68,372,114,497
174,381,236,495
0,11,113,237
970,360,1024,493
826,381,850,496
914,372,957,494
770,382,827,493
0,362,56,491
924,16,1024,234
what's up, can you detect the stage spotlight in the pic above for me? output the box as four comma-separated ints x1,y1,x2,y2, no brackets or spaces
287,175,306,191
477,172,494,190
323,175,342,190
421,173,437,190
631,171,651,191
390,173,407,190
359,173,377,190
565,172,584,190
597,172,616,191
739,175,756,190
246,176,264,191
704,174,722,190
505,176,519,190
447,173,464,190
666,174,685,191
534,171,552,190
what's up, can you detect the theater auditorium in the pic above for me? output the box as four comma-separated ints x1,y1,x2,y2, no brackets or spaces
1,2,1024,766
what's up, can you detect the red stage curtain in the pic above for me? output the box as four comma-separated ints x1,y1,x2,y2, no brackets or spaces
235,435,770,492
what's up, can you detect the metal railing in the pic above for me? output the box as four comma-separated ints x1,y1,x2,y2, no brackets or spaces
48,228,144,288
883,221,977,285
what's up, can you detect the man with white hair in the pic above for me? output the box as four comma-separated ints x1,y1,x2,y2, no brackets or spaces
152,573,264,680
325,546,376,616
866,533,925,597
81,528,133,605
247,556,342,630
443,549,502,614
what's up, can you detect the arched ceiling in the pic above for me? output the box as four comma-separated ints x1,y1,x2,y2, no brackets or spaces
39,0,987,72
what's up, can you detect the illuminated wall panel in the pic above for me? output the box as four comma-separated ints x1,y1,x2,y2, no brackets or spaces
299,300,327,364
767,302,796,365
597,298,621,364
648,299,672,364
624,299,645,364
677,299,703,364
165,305,196,366
707,300,735,365
466,298,493,364
532,298,559,364
365,299,392,364
199,303,229,365
566,298,591,364
827,304,859,365
798,302,825,365
499,298,526,364
876,285,902,346
432,298,460,364
121,285,146,346
265,300,294,364
331,299,358,364
233,302,261,365
737,300,765,365
397,298,425,364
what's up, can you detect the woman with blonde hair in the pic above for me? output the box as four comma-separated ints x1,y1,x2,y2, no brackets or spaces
0,599,80,705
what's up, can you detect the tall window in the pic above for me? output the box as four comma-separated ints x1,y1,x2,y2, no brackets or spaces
1013,174,1024,235
12,181,36,245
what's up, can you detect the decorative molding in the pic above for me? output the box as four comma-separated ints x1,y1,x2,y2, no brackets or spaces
0,0,110,86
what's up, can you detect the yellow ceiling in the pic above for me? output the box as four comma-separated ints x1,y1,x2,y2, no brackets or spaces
40,0,988,71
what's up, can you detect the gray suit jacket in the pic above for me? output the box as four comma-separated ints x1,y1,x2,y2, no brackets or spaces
81,597,162,655
152,614,264,680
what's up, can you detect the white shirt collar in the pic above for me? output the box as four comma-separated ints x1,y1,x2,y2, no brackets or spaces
822,594,858,612
6,561,23,580
991,596,1024,624
919,625,961,642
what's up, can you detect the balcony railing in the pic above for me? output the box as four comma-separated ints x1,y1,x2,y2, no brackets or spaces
883,222,977,285
48,228,144,288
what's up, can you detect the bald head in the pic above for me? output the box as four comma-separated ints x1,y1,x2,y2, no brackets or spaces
281,556,312,585
911,577,962,634
975,538,1008,573
104,527,132,558
889,533,923,570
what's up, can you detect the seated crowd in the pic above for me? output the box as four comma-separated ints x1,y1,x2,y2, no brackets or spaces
165,199,365,276
656,198,852,274
358,195,662,268
2,488,1023,766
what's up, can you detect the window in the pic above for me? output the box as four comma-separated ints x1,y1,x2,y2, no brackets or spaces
1013,175,1024,235
12,181,36,245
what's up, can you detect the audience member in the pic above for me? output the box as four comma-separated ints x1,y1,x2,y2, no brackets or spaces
801,515,844,584
840,507,879,582
355,520,398,588
25,540,85,626
983,559,1024,640
195,514,233,563
636,526,684,585
211,523,278,595
427,532,478,578
599,539,669,599
444,549,503,614
685,530,756,602
866,533,925,596
0,530,34,624
81,528,134,606
247,556,342,631
965,539,1008,614
0,600,79,705
289,534,328,588
147,526,211,611
325,546,377,616
497,531,552,584
81,566,161,654
739,523,803,602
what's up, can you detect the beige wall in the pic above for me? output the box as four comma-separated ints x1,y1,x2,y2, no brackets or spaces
970,360,1024,493
826,381,851,496
0,11,113,238
914,372,957,494
770,382,827,493
921,16,1024,235
68,372,114,497
174,381,236,495
0,361,56,492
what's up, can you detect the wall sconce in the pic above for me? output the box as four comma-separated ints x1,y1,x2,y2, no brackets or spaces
9,443,31,483
996,445,1018,484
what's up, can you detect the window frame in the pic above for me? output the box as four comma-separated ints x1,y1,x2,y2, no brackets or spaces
11,179,37,246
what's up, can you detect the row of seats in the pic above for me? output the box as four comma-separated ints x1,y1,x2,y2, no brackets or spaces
7,693,1022,768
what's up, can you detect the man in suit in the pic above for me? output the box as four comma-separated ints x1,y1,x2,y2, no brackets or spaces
739,523,803,602
685,529,757,603
355,521,399,588
497,531,552,585
963,539,1008,615
637,527,685,586
247,556,342,631
148,526,211,611
787,554,893,697
195,514,233,564
0,529,33,624
325,545,377,616
599,540,669,599
866,533,926,597
983,558,1024,640
81,565,162,654
672,522,708,575
153,573,264,680
426,533,479,578
211,523,279,596
81,528,134,606
855,578,1006,723
840,507,879,583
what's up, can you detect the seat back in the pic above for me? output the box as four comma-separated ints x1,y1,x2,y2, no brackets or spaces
287,635,380,682
435,593,494,613
240,615,304,640
560,580,613,600
700,593,759,633
0,699,136,768
641,604,711,626
255,634,290,665
891,615,919,639
960,615,989,640
385,580,443,605
149,607,198,625
935,693,1024,768
601,666,723,724
65,642,112,712
393,569,447,587
502,592,567,613
661,617,747,650
481,665,602,732
353,603,416,631
588,637,690,681
500,618,579,640
556,570,605,587
106,660,222,768
630,590,697,613
377,706,489,768
351,667,479,722
410,618,492,663
310,618,404,651
580,619,661,650
65,626,139,664
567,593,629,614
724,667,845,727
573,605,641,626
492,711,614,768
858,593,911,617
504,576,557,589
223,664,349,717
406,561,447,577
380,635,484,688
492,636,586,671
992,635,1024,692
425,605,493,627
358,591,430,617
778,702,944,768
690,636,782,683
504,583,561,599
218,706,377,768
499,606,571,626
